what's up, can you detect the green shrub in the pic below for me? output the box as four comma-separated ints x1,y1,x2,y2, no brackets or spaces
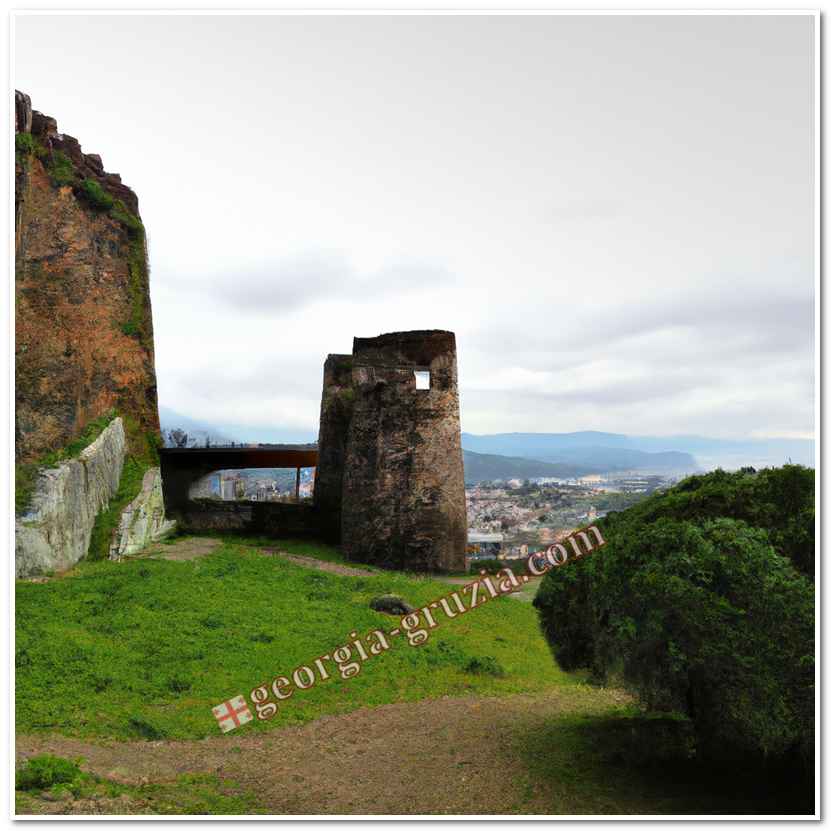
47,151,75,187
79,178,114,210
605,465,814,578
16,755,82,791
534,467,815,768
15,133,38,157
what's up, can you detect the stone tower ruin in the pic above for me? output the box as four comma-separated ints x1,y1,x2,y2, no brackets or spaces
314,330,467,572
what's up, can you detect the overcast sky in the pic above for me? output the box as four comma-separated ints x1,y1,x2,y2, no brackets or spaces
14,13,815,442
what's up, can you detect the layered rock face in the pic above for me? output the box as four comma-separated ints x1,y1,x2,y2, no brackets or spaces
15,90,159,464
108,468,176,561
16,418,126,577
15,91,165,575
317,330,467,572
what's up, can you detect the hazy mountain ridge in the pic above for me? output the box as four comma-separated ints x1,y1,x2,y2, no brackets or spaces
158,406,238,447
461,431,814,472
462,450,598,484
461,433,698,473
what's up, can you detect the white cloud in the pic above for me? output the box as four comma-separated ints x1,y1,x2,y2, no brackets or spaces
15,14,815,441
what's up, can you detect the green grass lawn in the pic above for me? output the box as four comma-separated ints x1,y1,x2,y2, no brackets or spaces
16,536,587,741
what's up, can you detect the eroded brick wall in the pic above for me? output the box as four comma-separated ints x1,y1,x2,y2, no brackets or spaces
317,330,467,572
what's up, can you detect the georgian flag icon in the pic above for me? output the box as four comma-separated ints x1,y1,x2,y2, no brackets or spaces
212,695,253,733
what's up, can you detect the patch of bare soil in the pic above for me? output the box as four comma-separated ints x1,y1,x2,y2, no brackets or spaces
20,793,145,816
141,537,223,562
16,690,629,815
260,549,378,577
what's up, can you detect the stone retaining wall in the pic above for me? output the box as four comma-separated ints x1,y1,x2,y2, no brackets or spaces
16,418,126,577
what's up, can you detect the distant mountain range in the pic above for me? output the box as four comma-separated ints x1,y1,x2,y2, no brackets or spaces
460,431,814,474
158,408,814,481
462,432,697,474
158,406,238,448
462,450,597,484
158,406,316,447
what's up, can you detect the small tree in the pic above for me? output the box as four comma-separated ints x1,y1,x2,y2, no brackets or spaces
169,428,189,448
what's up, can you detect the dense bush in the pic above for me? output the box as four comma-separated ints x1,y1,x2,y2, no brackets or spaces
605,465,815,578
534,466,815,766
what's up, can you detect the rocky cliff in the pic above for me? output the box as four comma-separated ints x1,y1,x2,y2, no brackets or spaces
15,91,165,575
15,90,159,466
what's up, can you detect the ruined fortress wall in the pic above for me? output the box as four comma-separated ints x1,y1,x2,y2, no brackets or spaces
313,354,355,542
15,417,126,577
336,330,467,572
15,91,159,464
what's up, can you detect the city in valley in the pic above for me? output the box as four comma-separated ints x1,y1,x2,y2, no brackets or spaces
463,473,674,561
187,461,677,564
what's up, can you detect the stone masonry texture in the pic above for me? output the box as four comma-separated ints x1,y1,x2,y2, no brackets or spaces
313,354,355,542
317,330,467,572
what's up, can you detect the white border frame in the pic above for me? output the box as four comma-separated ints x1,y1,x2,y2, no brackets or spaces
4,7,821,825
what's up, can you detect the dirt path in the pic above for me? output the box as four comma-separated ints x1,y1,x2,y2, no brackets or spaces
17,689,631,815
138,538,378,578
259,549,378,577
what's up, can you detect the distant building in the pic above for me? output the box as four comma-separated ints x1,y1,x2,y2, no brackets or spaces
218,471,243,501
467,530,504,559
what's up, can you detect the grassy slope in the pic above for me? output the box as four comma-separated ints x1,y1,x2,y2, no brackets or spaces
16,537,598,741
